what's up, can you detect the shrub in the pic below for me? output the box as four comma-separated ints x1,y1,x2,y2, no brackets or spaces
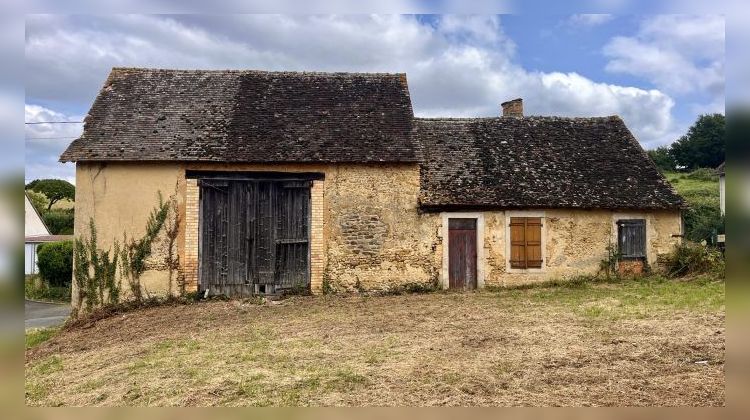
685,167,718,182
598,242,620,279
42,209,74,235
683,202,724,243
379,281,437,296
321,275,335,295
647,146,676,172
25,276,70,303
661,242,724,278
37,241,73,287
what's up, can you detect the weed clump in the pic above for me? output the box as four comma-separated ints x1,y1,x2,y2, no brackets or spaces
661,241,724,278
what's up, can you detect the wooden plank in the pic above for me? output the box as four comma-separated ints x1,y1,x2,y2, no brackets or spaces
617,219,646,259
448,218,477,290
525,218,542,268
227,181,247,289
274,184,310,290
199,181,229,294
256,181,274,285
509,217,526,269
199,177,312,297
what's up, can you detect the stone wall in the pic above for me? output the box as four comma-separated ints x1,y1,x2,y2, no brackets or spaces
72,162,438,306
72,161,682,308
323,164,441,292
436,209,682,288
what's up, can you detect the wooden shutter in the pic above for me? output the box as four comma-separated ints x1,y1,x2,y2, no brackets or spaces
510,217,543,269
510,217,526,269
525,218,542,268
617,219,646,259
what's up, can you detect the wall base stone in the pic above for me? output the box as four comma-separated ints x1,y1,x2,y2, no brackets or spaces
618,259,645,277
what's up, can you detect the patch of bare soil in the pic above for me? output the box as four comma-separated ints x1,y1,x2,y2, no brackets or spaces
25,290,725,406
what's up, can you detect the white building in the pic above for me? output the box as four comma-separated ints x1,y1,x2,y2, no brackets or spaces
717,162,725,215
24,192,71,275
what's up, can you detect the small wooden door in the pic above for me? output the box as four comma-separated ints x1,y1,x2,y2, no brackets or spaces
448,218,477,290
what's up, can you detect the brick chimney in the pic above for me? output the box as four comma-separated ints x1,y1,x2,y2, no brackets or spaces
501,98,523,117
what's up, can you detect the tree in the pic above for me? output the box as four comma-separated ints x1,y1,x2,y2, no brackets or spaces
25,189,49,215
25,179,75,211
647,146,676,172
670,114,725,170
43,209,75,235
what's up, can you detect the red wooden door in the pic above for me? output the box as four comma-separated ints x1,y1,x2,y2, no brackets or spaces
448,218,477,290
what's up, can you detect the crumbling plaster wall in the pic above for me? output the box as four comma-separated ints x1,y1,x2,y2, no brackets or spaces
74,162,440,301
323,164,441,292
440,209,682,288
74,162,185,304
73,161,682,303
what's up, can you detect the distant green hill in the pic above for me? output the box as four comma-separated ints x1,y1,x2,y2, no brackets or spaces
664,170,719,208
664,169,722,243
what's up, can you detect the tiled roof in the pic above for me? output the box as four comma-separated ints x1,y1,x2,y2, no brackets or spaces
416,116,685,210
60,68,685,211
60,68,417,163
25,235,74,243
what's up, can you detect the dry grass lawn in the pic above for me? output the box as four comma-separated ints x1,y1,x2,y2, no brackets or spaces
25,276,725,407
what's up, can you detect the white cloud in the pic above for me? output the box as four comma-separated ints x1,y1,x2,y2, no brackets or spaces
603,15,724,96
566,14,614,27
26,14,686,179
531,72,675,147
25,105,80,183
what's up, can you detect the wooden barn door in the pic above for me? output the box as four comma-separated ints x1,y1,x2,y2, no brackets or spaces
199,178,311,296
448,218,477,290
274,181,310,290
199,180,229,293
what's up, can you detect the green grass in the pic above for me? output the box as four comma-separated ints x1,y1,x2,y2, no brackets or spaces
25,275,725,407
497,275,724,320
25,275,71,303
664,169,723,242
664,171,720,208
25,327,59,350
33,355,63,375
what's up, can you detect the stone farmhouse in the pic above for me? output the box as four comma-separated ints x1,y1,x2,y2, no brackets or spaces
60,68,684,303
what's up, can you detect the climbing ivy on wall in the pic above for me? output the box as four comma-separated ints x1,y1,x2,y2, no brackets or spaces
73,191,179,315
163,192,181,295
73,219,120,313
120,192,171,302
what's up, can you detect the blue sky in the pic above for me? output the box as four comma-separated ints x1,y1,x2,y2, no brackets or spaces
24,14,725,183
500,15,723,128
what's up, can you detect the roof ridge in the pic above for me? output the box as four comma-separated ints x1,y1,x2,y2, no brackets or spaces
110,67,407,77
414,115,621,122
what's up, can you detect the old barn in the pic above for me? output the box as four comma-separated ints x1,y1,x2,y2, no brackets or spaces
60,68,684,303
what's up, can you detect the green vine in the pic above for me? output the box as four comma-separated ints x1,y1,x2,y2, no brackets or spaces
598,241,621,279
120,192,171,302
73,218,120,313
72,191,178,315
321,272,334,295
163,191,181,295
